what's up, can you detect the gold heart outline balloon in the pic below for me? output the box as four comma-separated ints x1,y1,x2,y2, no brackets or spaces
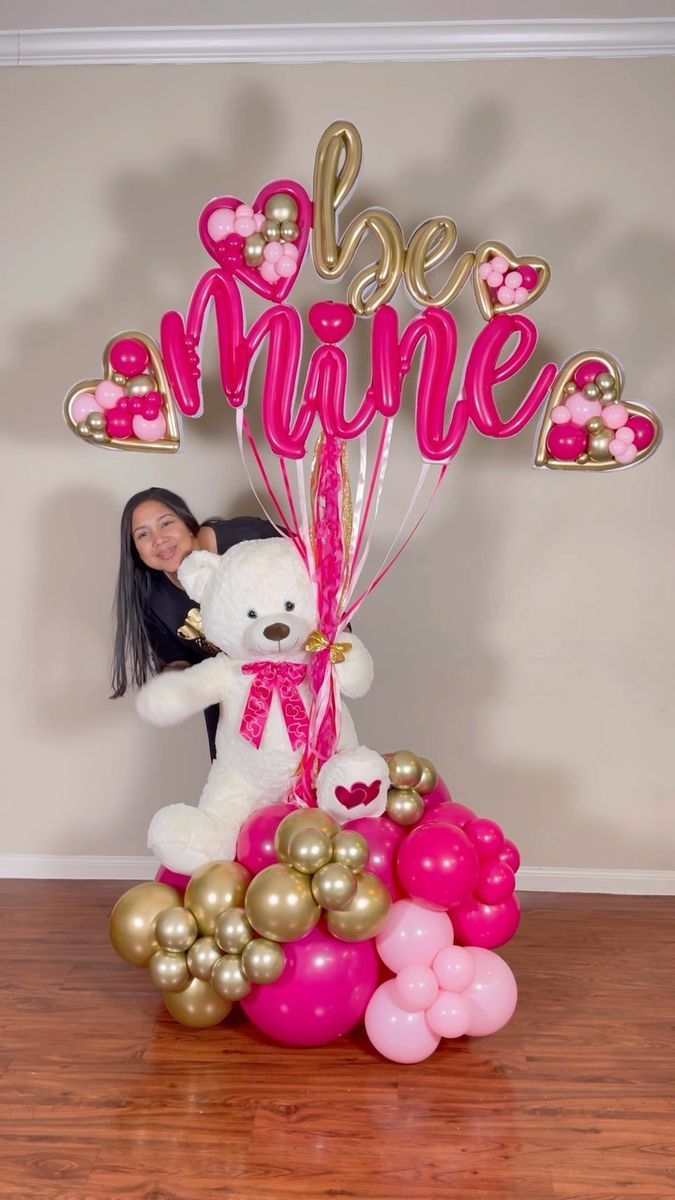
473,240,551,322
534,350,662,471
63,330,181,453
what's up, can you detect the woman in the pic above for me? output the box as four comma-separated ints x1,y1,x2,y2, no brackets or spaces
111,486,278,758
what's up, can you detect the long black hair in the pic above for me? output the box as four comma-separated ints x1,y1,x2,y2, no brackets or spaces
111,487,200,698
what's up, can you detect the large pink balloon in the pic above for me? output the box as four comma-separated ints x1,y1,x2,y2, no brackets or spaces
397,822,479,910
376,899,453,973
236,802,298,875
344,815,405,899
420,774,452,812
365,979,441,1063
155,865,188,893
421,799,476,827
240,922,378,1046
463,947,518,1036
451,894,521,949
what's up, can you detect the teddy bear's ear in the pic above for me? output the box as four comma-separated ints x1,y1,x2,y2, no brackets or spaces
177,550,220,601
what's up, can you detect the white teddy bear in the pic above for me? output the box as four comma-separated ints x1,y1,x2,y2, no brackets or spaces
136,537,375,873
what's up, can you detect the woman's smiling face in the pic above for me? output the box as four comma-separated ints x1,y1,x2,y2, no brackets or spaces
131,500,197,574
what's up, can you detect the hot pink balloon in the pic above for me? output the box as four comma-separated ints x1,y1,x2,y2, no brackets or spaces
573,359,606,388
432,945,476,993
132,412,166,442
500,838,521,873
421,799,475,827
397,822,479,910
546,423,587,461
426,990,471,1039
395,964,439,1013
518,264,538,290
109,338,149,376
452,894,521,949
464,818,504,861
344,815,405,899
70,392,103,423
626,414,655,450
475,859,516,904
154,865,188,893
463,946,518,1036
365,979,441,1063
241,922,378,1047
236,801,298,875
376,899,453,973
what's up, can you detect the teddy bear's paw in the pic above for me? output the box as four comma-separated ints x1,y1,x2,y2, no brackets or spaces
136,673,192,726
317,746,389,823
148,804,238,873
332,634,374,699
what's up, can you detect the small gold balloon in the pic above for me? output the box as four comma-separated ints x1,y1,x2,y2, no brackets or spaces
275,809,340,863
386,787,424,826
311,862,358,911
280,219,299,242
287,828,333,875
76,421,92,438
109,882,181,967
112,372,126,385
186,936,222,981
211,954,251,1002
163,977,231,1027
125,373,157,397
564,381,578,395
241,937,286,985
583,383,600,400
245,863,321,942
91,430,109,443
587,426,614,463
243,233,265,267
86,411,106,431
388,750,423,790
326,873,392,942
601,389,618,404
416,757,438,796
331,831,369,874
155,905,198,952
215,907,254,954
595,372,615,393
262,218,281,243
184,861,250,936
586,416,604,434
264,192,298,224
577,453,589,464
148,949,191,993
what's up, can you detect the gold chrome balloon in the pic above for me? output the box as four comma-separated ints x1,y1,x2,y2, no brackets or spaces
112,372,126,385
86,411,106,432
91,430,109,444
215,907,254,954
583,383,600,400
311,862,358,911
243,233,265,267
148,949,191,993
211,954,251,1002
186,936,222,981
287,828,333,875
405,218,474,308
76,421,92,438
262,217,280,243
280,219,299,242
245,864,321,942
163,977,231,1027
587,425,614,463
125,373,157,397
264,193,298,224
387,750,423,790
184,861,250,937
331,830,369,874
275,809,340,863
596,372,615,394
326,873,392,942
416,757,438,796
109,882,181,967
241,937,286,985
386,787,424,826
155,905,198,952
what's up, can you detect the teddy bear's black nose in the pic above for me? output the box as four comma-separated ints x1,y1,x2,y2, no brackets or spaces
263,622,290,642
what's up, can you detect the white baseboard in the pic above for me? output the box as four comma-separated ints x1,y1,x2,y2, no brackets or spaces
1,855,674,894
1,20,675,68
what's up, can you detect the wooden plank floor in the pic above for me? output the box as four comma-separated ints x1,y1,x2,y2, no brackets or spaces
0,882,674,1200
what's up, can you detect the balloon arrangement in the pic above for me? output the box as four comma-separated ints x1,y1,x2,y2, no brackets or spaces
65,119,662,1060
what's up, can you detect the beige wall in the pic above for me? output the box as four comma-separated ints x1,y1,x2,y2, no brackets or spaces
1,58,673,873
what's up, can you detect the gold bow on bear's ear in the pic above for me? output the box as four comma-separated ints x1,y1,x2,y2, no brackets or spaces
177,608,220,655
303,630,352,664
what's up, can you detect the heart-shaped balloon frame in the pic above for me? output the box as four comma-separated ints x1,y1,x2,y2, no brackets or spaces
473,239,551,322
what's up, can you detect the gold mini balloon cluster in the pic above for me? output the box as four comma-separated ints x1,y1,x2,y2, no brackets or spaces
242,192,300,270
245,808,392,944
385,750,438,826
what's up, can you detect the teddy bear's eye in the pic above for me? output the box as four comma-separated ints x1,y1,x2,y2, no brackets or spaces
284,601,295,612
247,609,257,619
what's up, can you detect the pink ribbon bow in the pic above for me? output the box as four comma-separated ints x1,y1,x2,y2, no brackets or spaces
240,661,309,751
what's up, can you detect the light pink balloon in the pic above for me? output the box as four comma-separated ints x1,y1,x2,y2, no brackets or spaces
132,412,166,442
264,242,284,263
236,204,254,219
432,945,476,993
487,270,503,288
602,403,629,430
70,392,103,423
395,964,439,1013
551,405,571,425
615,426,634,443
491,256,509,274
463,947,518,1036
365,980,441,1063
565,391,602,427
514,287,530,304
95,380,125,410
611,442,637,464
206,207,235,241
478,262,493,280
426,990,471,1039
497,286,515,305
376,899,453,973
260,261,278,284
504,271,522,288
276,256,297,278
234,217,255,237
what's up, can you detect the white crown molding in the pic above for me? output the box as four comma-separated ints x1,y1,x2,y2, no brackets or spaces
1,19,675,67
2,855,675,894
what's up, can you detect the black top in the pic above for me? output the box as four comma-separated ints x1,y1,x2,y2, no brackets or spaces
143,516,279,759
